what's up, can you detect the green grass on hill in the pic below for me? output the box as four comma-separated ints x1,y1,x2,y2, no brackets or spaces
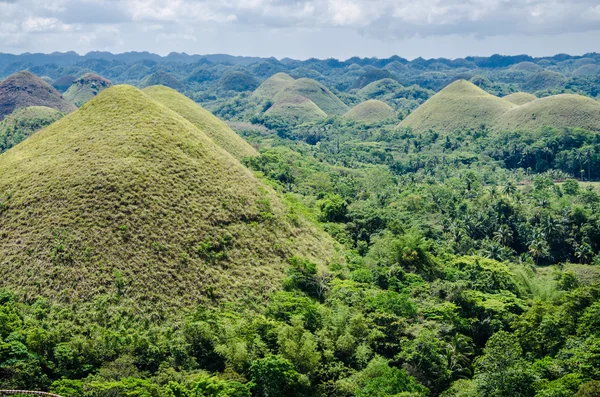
503,92,538,105
253,72,295,98
358,78,404,99
522,70,566,92
0,85,337,311
0,106,62,152
265,89,327,124
572,64,600,77
217,71,259,92
509,61,543,72
63,73,112,106
143,85,257,159
494,94,600,132
343,99,397,123
398,80,516,133
0,71,76,119
141,71,185,91
285,78,349,116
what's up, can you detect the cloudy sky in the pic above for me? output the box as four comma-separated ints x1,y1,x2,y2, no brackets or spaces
0,0,599,60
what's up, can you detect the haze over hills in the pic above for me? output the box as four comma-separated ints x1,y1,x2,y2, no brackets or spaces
0,85,336,309
0,71,76,119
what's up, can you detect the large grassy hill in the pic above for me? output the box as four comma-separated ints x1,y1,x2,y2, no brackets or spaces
253,72,295,98
503,92,538,105
265,89,327,124
143,85,257,159
0,85,336,311
494,94,600,132
343,99,397,123
0,106,62,152
64,73,112,106
398,80,516,132
0,71,76,119
285,78,349,116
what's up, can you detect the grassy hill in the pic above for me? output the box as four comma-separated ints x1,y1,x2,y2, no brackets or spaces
143,85,257,159
503,92,538,105
572,64,600,77
398,80,516,133
352,68,394,89
52,75,77,92
265,90,327,124
343,99,397,123
64,73,112,106
494,94,600,132
522,70,566,92
0,71,76,119
141,71,185,91
253,72,295,98
0,85,336,310
0,106,62,152
358,78,404,99
285,78,349,116
509,61,543,72
217,71,259,92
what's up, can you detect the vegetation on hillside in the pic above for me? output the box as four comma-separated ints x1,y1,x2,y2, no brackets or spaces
64,73,112,106
0,106,62,152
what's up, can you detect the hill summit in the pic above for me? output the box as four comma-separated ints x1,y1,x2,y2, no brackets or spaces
0,71,76,119
64,73,112,106
343,99,397,123
0,85,335,310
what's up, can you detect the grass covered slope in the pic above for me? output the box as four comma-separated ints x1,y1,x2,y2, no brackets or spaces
343,99,397,123
63,73,112,106
0,85,336,309
0,106,62,152
503,92,538,105
0,71,76,119
143,85,257,159
265,89,327,124
494,94,600,132
358,78,404,99
398,80,516,133
141,70,185,91
286,78,349,116
253,72,295,98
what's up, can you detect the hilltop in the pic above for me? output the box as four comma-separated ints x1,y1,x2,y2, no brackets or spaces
0,71,76,119
143,85,257,159
0,106,62,152
265,89,327,124
343,99,397,123
285,78,349,116
52,75,76,92
398,80,516,132
217,71,259,92
253,72,295,98
63,72,112,106
503,92,538,105
0,85,336,310
358,78,404,99
141,70,185,91
494,94,600,132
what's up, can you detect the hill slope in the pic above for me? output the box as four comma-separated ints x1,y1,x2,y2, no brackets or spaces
0,71,76,119
343,100,397,123
358,78,404,99
63,73,112,106
0,106,62,152
503,92,538,105
141,71,185,91
217,71,259,92
143,85,257,159
285,78,349,116
398,80,516,133
0,85,336,310
265,90,327,124
253,72,295,98
494,94,600,132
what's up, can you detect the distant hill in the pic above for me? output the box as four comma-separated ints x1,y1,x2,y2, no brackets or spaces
358,78,404,99
63,73,112,106
285,78,349,116
522,70,566,92
343,100,397,123
141,70,185,91
572,64,600,77
0,106,62,152
265,90,327,124
352,68,394,89
494,94,600,132
217,71,259,92
52,75,77,92
398,80,516,132
143,85,257,159
503,92,538,105
0,71,76,119
509,62,543,72
253,72,295,98
0,85,336,309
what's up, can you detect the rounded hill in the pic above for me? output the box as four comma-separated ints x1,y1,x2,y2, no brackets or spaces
52,75,77,92
398,80,516,133
143,85,257,159
0,71,76,119
285,78,349,116
0,85,336,310
64,73,112,106
141,70,185,91
359,78,403,99
503,92,538,105
265,90,327,125
217,71,259,92
343,100,397,123
522,70,566,92
253,72,295,98
493,94,600,132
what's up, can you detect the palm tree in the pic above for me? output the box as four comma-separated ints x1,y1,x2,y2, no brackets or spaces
493,225,513,246
528,234,550,266
502,181,517,196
